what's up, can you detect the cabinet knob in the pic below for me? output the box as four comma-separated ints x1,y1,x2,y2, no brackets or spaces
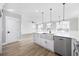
8,31,10,34
45,41,47,44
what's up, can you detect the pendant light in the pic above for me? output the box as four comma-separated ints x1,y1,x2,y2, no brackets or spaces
41,11,44,32
41,11,44,24
49,8,52,33
50,8,52,22
58,3,66,24
62,3,66,21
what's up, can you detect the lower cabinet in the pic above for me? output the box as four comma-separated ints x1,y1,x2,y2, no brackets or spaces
33,33,54,52
40,38,46,48
46,39,54,51
38,38,54,52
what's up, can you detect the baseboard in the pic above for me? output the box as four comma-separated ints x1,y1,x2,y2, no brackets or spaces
2,40,20,45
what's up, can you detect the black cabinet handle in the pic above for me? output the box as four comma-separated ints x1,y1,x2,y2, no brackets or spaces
8,31,10,33
59,39,63,40
45,41,47,44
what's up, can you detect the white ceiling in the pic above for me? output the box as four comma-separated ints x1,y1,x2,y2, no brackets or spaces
2,3,79,24
0,3,5,9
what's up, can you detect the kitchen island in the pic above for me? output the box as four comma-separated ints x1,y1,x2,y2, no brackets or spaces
33,31,79,56
33,33,54,52
53,31,79,56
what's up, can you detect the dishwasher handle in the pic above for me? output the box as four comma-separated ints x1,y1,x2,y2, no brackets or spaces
59,39,63,40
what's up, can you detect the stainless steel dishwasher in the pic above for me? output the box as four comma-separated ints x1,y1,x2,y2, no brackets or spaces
54,36,72,56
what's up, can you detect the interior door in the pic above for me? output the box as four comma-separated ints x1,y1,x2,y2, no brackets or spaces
5,11,21,44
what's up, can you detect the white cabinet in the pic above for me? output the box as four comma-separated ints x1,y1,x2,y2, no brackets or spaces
46,39,54,51
33,33,54,52
40,38,46,48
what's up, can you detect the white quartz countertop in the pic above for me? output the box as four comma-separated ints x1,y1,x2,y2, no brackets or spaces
53,31,79,41
36,31,79,41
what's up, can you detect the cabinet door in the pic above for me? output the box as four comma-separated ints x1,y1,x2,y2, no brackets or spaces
40,38,46,48
46,40,54,52
36,37,41,45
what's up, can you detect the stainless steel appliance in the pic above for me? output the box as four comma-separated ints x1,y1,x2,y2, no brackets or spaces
54,36,72,56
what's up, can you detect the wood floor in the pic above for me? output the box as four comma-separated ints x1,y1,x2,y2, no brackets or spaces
2,34,58,56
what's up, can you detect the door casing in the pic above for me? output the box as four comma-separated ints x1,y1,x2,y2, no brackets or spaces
2,9,21,45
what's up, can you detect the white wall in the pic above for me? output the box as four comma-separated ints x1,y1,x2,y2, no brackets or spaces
21,22,34,34
21,14,35,35
18,3,79,35
4,3,79,35
0,3,5,53
0,10,2,54
69,17,78,31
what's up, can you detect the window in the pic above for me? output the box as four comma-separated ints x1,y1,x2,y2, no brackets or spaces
38,24,43,33
46,23,51,30
56,21,70,32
